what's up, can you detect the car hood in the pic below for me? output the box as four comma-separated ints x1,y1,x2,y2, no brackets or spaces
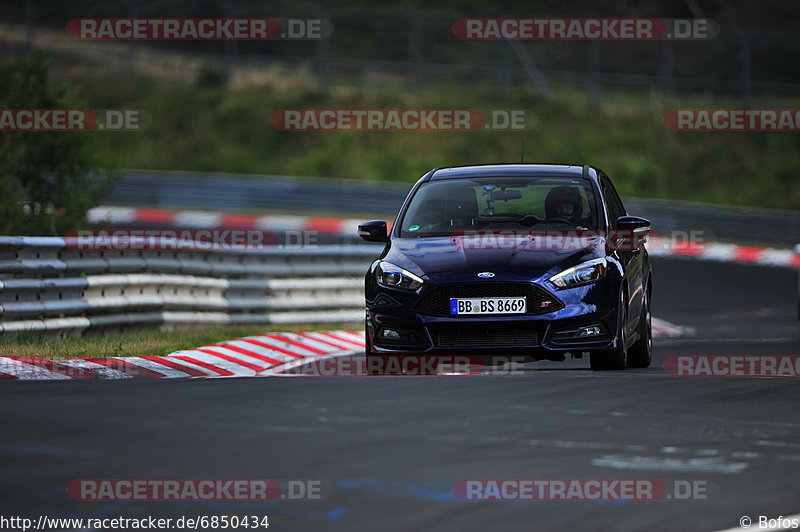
384,236,606,279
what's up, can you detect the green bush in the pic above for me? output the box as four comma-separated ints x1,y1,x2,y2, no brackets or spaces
81,75,800,210
0,54,115,235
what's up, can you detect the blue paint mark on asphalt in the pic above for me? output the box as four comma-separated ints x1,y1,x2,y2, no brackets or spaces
337,478,457,501
327,506,347,521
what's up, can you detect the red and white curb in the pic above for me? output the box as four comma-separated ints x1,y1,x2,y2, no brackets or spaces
647,235,800,269
0,330,365,380
0,321,694,380
652,317,696,338
88,206,369,237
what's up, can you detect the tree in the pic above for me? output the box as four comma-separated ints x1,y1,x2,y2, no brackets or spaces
0,53,115,235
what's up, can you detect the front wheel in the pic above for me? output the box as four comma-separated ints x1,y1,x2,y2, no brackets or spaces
364,325,389,375
626,284,652,368
590,290,628,371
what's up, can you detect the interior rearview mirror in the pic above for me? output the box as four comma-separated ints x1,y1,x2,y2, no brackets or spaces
491,190,523,201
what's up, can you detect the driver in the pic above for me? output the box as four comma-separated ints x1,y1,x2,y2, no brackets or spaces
544,186,583,226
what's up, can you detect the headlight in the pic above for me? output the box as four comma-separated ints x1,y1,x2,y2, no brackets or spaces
376,262,424,291
548,258,607,288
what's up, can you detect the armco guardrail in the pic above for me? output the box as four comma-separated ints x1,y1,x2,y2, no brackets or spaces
0,237,380,337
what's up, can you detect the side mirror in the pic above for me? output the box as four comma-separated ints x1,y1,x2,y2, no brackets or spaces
612,216,651,251
616,216,651,232
358,220,388,243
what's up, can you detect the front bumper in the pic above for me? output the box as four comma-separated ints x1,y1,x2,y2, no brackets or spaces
366,277,621,358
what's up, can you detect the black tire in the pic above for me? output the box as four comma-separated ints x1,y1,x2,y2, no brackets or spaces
627,282,652,368
364,325,388,375
364,322,373,355
590,290,628,371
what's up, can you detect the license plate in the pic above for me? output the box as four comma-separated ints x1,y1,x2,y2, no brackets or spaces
449,297,527,315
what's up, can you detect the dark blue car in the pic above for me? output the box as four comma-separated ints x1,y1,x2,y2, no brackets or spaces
358,164,652,371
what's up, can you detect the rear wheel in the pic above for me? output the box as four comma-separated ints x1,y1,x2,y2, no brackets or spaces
590,290,628,371
627,283,652,368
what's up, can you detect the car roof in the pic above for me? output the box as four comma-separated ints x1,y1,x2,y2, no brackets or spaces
428,163,594,181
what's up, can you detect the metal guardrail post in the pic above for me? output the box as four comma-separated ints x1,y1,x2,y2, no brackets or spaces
796,243,800,320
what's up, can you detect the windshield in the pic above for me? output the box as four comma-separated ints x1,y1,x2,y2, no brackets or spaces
399,177,599,238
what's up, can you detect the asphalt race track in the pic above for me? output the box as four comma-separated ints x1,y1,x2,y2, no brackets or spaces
1,257,798,532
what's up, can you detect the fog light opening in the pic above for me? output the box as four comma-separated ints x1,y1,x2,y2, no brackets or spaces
380,328,402,340
374,326,425,347
577,326,602,338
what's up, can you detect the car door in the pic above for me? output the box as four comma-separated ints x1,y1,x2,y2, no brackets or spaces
600,174,644,333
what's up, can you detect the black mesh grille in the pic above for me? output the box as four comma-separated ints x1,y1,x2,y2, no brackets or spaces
415,282,563,317
431,324,539,347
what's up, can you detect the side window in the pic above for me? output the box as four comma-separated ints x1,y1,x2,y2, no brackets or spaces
601,177,626,227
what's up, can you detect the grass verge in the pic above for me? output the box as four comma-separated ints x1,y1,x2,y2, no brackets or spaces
73,74,800,210
0,323,362,360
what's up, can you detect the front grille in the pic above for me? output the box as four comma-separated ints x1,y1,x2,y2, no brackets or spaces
431,324,539,347
415,282,563,317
